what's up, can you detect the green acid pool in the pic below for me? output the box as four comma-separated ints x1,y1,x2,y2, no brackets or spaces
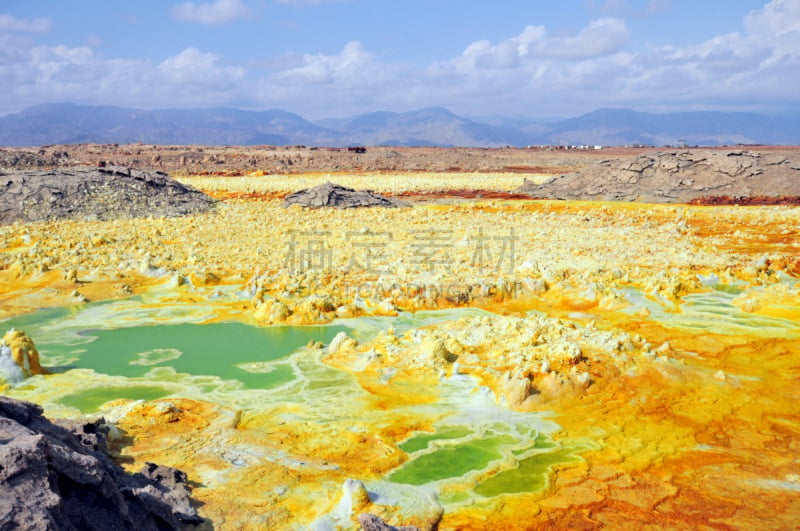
0,293,581,513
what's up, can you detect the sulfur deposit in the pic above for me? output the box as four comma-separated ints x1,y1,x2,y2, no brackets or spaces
0,329,47,386
1,150,799,530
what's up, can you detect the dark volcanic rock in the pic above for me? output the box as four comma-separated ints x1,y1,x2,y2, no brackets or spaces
359,514,421,531
283,182,406,209
517,150,800,203
0,396,204,530
0,166,215,225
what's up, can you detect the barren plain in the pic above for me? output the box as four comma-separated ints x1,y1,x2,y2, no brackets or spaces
1,145,799,530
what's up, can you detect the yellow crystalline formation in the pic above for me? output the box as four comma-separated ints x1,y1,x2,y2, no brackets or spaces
1,329,48,378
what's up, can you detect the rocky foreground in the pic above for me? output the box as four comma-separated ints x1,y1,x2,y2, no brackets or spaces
0,396,203,530
518,149,800,202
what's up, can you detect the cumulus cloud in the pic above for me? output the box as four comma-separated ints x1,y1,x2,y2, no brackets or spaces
744,0,800,36
447,18,629,74
0,14,51,33
0,42,247,112
158,47,246,88
423,0,800,115
253,40,412,116
653,34,772,73
528,18,630,59
276,41,377,85
171,0,252,25
627,0,800,104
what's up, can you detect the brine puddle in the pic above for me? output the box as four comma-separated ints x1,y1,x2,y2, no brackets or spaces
622,276,800,337
1,295,583,515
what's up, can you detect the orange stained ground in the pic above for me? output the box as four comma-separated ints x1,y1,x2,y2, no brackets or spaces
439,315,800,529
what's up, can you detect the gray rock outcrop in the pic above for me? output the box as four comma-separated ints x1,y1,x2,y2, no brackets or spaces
0,166,215,225
0,396,204,530
517,150,800,203
283,182,406,209
359,514,421,531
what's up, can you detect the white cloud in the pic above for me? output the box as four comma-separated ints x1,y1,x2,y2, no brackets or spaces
654,33,772,72
744,0,800,36
447,18,629,74
0,14,51,33
0,43,247,112
623,0,800,104
526,18,630,59
253,41,412,116
158,47,245,88
276,41,377,85
171,0,252,25
422,0,800,116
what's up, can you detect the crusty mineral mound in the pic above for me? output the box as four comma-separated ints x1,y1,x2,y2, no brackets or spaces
517,150,800,203
1,329,47,385
0,396,204,530
283,182,406,208
0,166,215,224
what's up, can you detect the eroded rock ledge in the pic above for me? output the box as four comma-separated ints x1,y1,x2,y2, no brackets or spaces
283,181,406,209
518,150,800,202
0,396,204,530
0,166,215,225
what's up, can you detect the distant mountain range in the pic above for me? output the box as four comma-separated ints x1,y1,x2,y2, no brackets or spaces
1,103,798,147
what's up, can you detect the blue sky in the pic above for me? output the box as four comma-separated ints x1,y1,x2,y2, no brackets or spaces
1,0,798,119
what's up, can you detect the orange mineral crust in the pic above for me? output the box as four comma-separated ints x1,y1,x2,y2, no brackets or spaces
440,333,800,529
106,393,445,529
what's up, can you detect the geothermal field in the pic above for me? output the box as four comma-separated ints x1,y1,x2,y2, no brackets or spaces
1,145,799,529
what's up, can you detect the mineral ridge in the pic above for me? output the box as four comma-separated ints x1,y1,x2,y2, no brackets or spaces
518,149,800,202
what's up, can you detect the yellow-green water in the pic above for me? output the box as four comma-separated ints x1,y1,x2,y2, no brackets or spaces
1,294,582,512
